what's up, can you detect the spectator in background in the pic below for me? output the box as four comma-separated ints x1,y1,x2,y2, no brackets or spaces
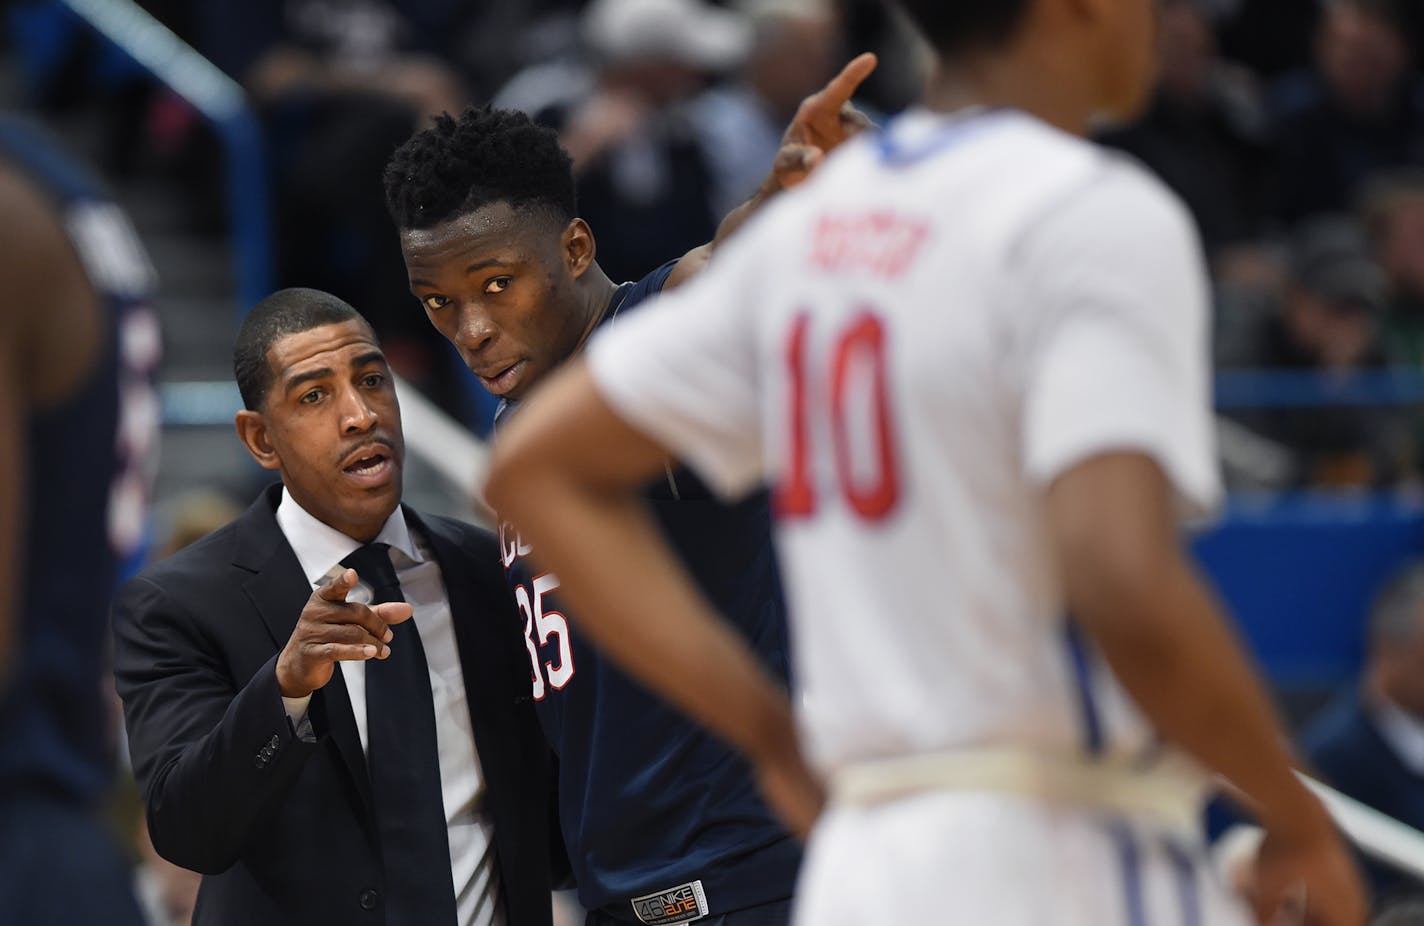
1100,0,1273,257
1217,0,1321,78
1361,170,1424,365
1271,0,1424,223
556,0,751,281
1221,216,1413,486
196,0,474,413
1301,560,1424,906
496,0,752,282
693,0,844,217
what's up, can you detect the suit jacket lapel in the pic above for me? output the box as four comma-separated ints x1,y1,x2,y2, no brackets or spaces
234,485,375,819
407,509,521,770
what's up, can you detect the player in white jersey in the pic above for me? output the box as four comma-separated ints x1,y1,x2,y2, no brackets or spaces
484,1,1367,923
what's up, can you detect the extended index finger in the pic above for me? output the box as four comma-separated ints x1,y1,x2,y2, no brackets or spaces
811,53,877,115
316,568,357,602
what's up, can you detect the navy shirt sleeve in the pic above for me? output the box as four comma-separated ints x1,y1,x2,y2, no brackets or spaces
607,259,680,322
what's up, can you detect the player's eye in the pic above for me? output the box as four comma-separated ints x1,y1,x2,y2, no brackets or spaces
360,373,385,388
299,389,322,405
422,294,450,311
484,277,511,295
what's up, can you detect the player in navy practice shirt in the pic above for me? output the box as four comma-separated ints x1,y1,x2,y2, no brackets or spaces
384,61,873,926
0,118,159,924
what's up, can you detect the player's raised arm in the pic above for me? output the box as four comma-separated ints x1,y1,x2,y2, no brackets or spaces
666,52,878,289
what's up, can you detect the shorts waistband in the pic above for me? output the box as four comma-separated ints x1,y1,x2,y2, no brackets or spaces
828,748,1211,834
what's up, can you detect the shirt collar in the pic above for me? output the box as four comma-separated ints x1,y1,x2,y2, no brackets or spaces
275,486,421,587
1371,694,1424,776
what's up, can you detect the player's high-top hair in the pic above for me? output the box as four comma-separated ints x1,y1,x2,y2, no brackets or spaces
893,0,1034,55
383,105,577,232
233,288,369,410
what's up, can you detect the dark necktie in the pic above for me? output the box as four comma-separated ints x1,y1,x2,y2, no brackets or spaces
341,542,457,925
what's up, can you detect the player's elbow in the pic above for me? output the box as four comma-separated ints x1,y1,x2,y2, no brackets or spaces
1062,541,1179,625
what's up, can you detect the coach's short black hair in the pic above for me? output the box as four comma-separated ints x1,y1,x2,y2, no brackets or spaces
234,288,369,410
383,105,577,232
894,0,1034,56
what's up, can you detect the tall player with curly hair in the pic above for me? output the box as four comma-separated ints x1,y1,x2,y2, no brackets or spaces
384,58,875,926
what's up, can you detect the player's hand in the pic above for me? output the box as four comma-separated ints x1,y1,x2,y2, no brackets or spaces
754,741,826,840
767,53,878,194
275,568,414,698
1248,817,1366,926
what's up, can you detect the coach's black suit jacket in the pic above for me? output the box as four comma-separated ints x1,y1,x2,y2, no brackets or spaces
113,485,555,926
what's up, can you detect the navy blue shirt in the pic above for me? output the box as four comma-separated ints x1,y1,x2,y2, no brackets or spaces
0,119,159,804
498,261,800,921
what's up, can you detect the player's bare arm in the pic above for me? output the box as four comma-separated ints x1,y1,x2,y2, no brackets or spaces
273,567,413,699
1047,451,1365,926
484,360,824,836
0,166,102,682
666,52,879,290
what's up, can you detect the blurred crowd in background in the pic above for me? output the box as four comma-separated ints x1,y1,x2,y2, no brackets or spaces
6,0,932,437
19,0,1424,493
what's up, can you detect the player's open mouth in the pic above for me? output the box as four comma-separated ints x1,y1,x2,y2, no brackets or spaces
478,360,527,396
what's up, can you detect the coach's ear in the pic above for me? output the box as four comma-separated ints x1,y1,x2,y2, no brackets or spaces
235,410,281,471
562,218,596,280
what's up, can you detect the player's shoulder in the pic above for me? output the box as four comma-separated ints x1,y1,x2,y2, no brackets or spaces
1012,135,1200,264
994,112,1191,223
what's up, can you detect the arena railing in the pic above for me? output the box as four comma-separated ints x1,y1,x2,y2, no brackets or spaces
58,0,273,309
1215,368,1424,409
1302,773,1424,878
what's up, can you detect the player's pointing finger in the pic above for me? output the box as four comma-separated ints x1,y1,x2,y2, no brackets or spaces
816,53,877,112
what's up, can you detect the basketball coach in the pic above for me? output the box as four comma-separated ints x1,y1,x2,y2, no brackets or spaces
113,288,556,926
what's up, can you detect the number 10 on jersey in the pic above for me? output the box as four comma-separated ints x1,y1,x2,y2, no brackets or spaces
776,310,900,521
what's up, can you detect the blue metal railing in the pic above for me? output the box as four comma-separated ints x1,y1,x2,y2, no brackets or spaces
58,0,272,310
1215,369,1424,409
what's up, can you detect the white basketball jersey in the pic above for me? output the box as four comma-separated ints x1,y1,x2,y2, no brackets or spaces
587,108,1221,777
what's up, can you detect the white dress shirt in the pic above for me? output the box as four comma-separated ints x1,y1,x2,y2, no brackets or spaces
275,488,503,926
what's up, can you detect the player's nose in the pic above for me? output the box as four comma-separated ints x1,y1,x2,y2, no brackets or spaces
453,304,498,356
